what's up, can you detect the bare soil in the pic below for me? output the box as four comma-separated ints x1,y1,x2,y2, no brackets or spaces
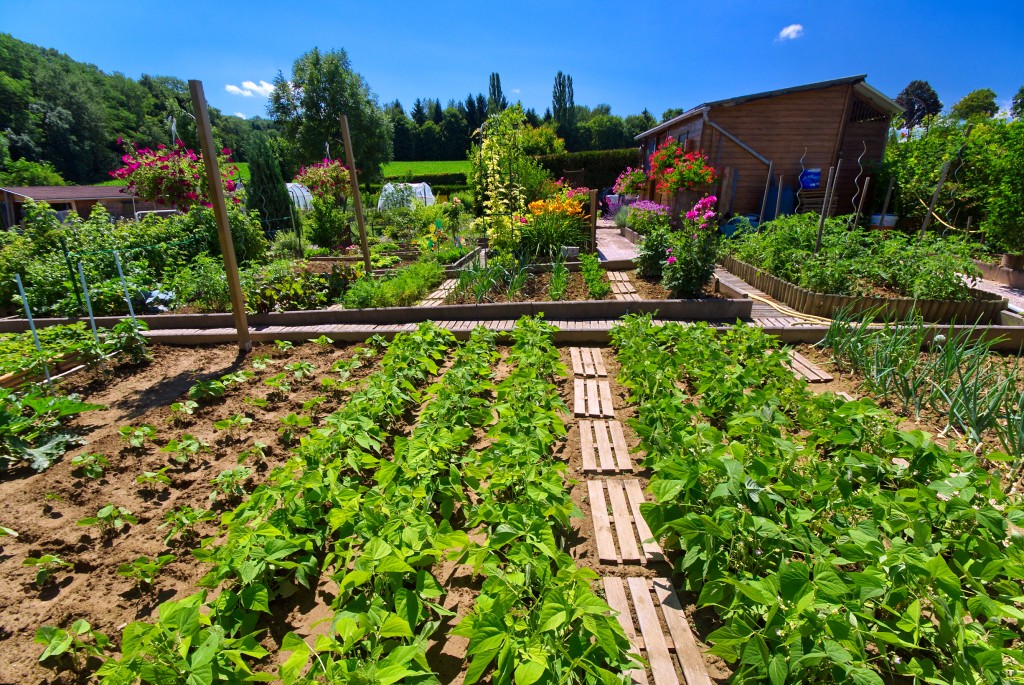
0,340,381,685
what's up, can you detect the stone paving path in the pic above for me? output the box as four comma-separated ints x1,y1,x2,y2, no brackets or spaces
970,277,1024,312
596,222,638,261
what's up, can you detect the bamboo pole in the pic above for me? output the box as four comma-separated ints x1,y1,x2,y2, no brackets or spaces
877,176,896,226
188,79,250,352
757,161,773,225
920,160,950,237
774,174,783,220
814,166,836,254
340,115,372,272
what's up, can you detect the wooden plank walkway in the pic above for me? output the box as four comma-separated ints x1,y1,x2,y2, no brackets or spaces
587,478,663,565
786,349,833,382
418,279,458,307
609,271,641,301
573,378,615,418
603,577,715,685
569,347,607,377
579,419,633,473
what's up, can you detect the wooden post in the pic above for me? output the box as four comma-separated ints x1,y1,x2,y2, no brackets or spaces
589,189,598,254
757,161,773,225
774,174,783,220
340,115,372,272
852,176,871,228
877,177,896,226
188,80,250,352
920,160,950,237
814,166,836,254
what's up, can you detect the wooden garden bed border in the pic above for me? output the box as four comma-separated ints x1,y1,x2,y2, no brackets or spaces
722,255,1008,324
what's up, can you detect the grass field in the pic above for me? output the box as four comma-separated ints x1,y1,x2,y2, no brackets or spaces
382,160,471,178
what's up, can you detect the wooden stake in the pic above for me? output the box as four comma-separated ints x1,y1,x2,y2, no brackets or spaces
774,174,783,220
340,115,372,272
878,176,896,226
814,166,835,254
188,80,250,352
757,160,773,225
920,160,950,237
589,189,598,254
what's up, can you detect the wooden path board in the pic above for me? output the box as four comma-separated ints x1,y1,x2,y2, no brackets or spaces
575,379,615,418
588,478,663,565
568,347,607,377
418,279,458,307
786,349,833,382
602,577,716,685
579,420,633,473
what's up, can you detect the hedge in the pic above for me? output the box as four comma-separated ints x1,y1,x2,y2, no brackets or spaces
380,172,467,186
534,148,642,189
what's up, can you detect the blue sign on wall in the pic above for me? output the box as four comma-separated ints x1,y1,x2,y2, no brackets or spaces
799,168,821,189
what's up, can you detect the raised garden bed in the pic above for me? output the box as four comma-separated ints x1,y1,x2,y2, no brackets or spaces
723,255,1008,324
974,258,1024,289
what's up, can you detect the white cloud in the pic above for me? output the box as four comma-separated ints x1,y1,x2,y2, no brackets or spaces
234,112,247,119
777,24,804,41
511,88,521,94
242,80,274,97
225,79,274,98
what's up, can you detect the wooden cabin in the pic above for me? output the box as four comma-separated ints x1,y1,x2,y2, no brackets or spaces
634,75,902,219
0,186,169,228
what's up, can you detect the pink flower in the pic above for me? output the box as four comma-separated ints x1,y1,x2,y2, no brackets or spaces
666,256,677,264
666,248,672,254
685,210,698,220
221,148,232,156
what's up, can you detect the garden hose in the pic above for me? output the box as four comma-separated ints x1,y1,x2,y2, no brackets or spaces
748,293,833,326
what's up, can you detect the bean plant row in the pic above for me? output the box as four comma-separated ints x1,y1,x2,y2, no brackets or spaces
612,315,1024,685
53,317,636,684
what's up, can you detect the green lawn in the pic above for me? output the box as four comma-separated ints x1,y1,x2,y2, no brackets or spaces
382,160,471,178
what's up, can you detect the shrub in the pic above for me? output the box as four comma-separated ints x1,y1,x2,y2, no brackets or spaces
636,226,672,281
343,260,442,308
305,197,348,249
534,149,641,189
625,200,670,235
165,254,231,312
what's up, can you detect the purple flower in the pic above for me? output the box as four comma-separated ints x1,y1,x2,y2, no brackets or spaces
666,256,677,264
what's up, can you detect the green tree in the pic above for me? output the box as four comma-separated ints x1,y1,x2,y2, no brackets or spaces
895,80,942,128
389,107,416,161
1012,86,1024,120
950,88,999,120
268,47,392,183
243,132,292,235
416,121,441,160
487,73,507,114
661,108,684,122
552,71,577,149
439,107,468,160
579,114,628,151
624,110,656,140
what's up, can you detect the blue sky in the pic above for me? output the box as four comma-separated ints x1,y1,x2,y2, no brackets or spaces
4,0,1023,120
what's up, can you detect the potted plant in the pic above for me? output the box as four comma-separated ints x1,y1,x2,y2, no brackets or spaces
613,167,647,203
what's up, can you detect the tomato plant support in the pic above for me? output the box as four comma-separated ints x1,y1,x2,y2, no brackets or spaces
112,251,136,323
339,114,372,273
188,79,251,353
13,273,51,387
75,262,100,345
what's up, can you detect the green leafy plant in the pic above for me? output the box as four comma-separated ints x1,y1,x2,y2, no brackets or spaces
168,399,199,425
548,257,570,300
238,440,269,464
284,360,317,380
24,554,73,587
70,452,108,479
160,433,209,465
264,373,291,398
214,414,253,443
209,467,252,504
105,318,150,364
274,339,294,354
579,253,610,299
118,423,157,449
35,619,109,675
251,354,272,371
278,413,312,445
77,503,137,540
187,378,227,403
117,554,175,591
0,388,102,472
662,196,720,298
160,505,215,545
136,467,172,492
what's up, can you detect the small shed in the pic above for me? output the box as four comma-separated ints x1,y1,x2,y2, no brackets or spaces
0,186,168,228
634,75,902,218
